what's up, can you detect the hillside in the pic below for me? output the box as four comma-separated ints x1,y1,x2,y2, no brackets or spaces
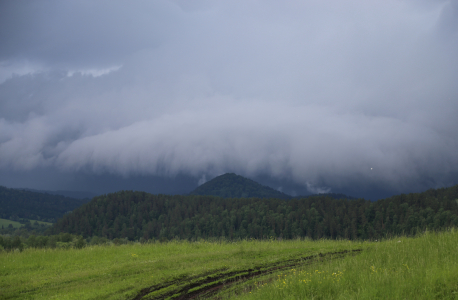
50,184,458,241
189,173,292,199
19,188,97,200
0,186,87,223
3,231,458,299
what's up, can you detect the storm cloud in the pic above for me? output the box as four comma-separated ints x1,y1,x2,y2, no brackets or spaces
1,0,457,198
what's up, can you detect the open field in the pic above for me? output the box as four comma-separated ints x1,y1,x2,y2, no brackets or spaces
0,218,53,229
0,218,23,229
236,229,458,300
0,239,362,299
26,219,53,226
1,230,457,299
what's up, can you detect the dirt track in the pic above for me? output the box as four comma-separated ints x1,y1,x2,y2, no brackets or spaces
132,249,362,300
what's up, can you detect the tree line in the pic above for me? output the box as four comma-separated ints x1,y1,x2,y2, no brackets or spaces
0,232,91,252
49,185,458,241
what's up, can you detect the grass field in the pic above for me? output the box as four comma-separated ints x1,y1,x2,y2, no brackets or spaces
29,220,53,226
0,218,23,229
236,229,458,300
1,230,457,299
0,218,53,229
0,238,362,299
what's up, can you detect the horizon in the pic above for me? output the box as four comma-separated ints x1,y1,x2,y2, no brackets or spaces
3,172,455,202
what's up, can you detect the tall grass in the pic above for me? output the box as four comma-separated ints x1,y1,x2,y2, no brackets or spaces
0,238,357,299
2,231,456,299
236,229,458,300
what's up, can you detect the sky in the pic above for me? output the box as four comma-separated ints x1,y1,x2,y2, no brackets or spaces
0,0,457,200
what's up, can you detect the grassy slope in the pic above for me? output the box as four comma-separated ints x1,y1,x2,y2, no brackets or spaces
1,231,457,299
0,218,53,229
0,239,359,300
237,229,458,300
0,218,23,229
25,219,53,226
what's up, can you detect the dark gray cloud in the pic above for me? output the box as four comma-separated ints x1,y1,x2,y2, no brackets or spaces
0,1,180,66
1,0,457,199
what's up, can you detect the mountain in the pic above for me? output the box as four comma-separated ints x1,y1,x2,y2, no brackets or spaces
0,186,87,223
189,173,292,199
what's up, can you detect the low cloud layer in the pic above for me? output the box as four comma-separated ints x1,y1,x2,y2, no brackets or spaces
1,0,457,197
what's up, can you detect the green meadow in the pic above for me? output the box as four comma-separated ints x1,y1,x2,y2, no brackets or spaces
29,220,53,227
1,230,458,299
0,218,23,229
237,230,458,300
0,218,52,229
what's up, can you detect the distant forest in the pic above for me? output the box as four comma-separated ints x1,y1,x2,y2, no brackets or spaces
189,173,354,200
0,186,86,223
50,185,458,241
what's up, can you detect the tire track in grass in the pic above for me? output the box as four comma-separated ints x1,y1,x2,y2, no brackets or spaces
133,249,362,300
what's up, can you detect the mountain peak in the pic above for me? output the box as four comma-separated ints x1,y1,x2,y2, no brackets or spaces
189,173,291,199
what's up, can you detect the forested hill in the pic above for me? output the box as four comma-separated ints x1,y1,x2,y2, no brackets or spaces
50,184,458,241
0,186,87,223
18,188,96,200
189,173,292,199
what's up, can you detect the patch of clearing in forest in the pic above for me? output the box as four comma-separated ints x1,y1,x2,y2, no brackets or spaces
0,218,24,228
0,218,52,229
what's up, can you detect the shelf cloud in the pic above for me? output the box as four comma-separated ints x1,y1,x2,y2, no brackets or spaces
1,0,457,197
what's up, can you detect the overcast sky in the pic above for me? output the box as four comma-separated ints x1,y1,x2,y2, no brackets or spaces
1,0,457,199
